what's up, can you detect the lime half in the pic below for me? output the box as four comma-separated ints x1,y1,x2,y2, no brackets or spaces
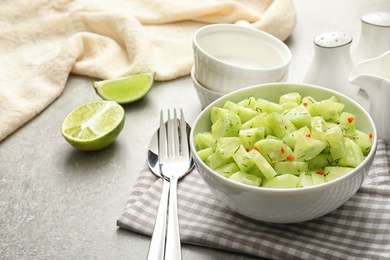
61,100,125,151
93,72,156,105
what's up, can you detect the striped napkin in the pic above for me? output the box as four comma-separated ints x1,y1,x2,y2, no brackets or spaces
117,140,390,259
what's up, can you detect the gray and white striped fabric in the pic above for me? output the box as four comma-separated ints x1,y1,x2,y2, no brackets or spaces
117,140,390,259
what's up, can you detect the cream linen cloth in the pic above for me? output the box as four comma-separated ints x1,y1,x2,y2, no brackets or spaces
0,0,296,142
118,140,390,259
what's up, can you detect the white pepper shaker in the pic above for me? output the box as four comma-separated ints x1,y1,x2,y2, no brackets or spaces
351,11,390,65
303,31,360,98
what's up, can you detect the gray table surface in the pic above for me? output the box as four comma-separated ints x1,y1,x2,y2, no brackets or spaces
1,1,389,259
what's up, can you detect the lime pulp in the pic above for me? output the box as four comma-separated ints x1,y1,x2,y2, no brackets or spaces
61,100,125,151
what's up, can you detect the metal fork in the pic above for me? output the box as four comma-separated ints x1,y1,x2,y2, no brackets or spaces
158,109,192,260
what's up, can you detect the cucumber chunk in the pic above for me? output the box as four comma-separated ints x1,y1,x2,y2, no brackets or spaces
237,106,260,123
210,107,231,124
307,153,334,170
248,149,277,180
205,152,233,170
299,172,314,187
279,92,302,105
302,96,318,116
262,174,300,188
350,130,373,156
338,112,356,137
294,135,326,161
197,147,214,162
311,116,329,141
229,171,262,187
338,138,365,167
251,98,283,114
214,162,240,178
195,132,213,149
281,101,299,111
215,137,241,161
241,112,273,135
283,105,312,129
254,139,294,164
205,137,241,170
267,112,297,139
282,126,311,149
237,96,257,109
211,113,241,141
274,161,309,175
223,100,239,114
325,126,347,160
312,98,340,122
311,171,326,185
239,127,265,150
232,145,254,172
324,166,354,182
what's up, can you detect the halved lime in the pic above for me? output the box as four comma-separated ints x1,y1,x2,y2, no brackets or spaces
93,72,156,105
61,100,125,151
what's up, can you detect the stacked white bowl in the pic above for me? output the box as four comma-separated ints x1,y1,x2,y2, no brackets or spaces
192,24,292,109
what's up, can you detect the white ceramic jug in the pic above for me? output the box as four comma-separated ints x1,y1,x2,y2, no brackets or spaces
351,12,390,65
349,50,390,145
303,31,360,98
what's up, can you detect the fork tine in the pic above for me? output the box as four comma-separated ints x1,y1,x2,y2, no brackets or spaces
179,109,189,158
173,109,180,157
166,109,175,158
158,110,167,161
166,110,172,158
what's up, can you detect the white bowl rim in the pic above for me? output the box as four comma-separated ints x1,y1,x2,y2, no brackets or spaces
193,24,292,72
190,82,378,193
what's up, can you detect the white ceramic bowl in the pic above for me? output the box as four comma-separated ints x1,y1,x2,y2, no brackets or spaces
193,24,291,94
191,67,224,109
189,83,378,223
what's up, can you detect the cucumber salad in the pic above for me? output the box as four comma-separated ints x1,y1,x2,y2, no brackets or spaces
195,92,373,188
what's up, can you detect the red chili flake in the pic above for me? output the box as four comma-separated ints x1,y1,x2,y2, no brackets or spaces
369,133,373,139
286,155,295,161
306,134,311,138
246,148,250,152
280,147,285,154
303,102,308,107
347,117,355,123
316,171,325,175
254,146,259,151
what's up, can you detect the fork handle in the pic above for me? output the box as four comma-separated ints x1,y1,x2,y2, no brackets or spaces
147,179,170,260
165,177,182,260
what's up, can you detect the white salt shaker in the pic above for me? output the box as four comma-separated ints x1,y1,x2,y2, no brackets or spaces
303,31,360,98
351,11,390,65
